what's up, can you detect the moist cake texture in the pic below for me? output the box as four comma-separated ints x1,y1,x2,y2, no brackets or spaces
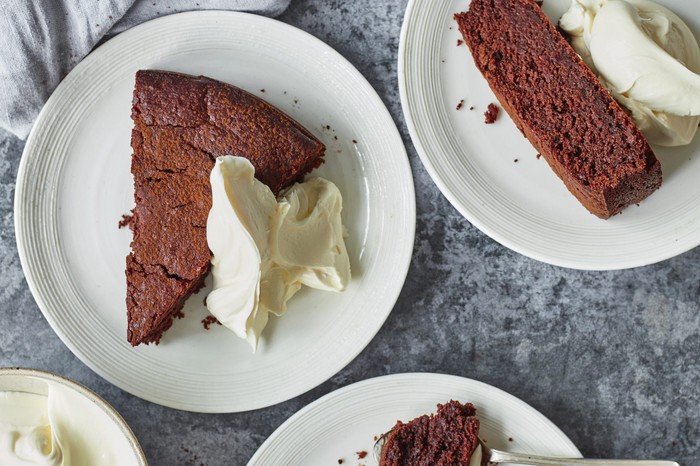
379,400,480,466
126,70,325,346
455,0,662,219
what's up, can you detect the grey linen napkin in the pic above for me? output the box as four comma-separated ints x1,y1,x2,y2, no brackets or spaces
0,0,291,139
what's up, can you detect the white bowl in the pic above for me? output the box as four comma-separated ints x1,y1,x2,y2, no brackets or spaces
0,367,147,465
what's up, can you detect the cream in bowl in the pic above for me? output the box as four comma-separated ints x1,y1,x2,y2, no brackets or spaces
0,368,147,465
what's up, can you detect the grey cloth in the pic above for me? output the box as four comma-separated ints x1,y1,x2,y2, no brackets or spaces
0,0,291,139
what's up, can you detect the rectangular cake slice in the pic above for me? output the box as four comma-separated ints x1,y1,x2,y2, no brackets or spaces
455,0,662,219
126,70,325,346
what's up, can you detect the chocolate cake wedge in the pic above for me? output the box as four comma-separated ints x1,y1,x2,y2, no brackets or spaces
379,401,480,466
455,0,662,219
126,70,325,346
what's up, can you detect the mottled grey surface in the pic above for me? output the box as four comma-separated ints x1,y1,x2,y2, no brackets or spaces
1,0,699,465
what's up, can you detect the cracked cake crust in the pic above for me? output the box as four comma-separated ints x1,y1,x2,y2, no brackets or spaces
126,70,325,346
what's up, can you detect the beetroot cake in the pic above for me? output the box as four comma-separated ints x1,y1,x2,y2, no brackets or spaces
126,70,325,346
455,0,662,219
379,400,480,466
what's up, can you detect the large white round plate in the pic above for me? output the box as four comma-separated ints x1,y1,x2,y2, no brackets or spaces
247,373,581,465
400,0,700,270
0,368,147,465
15,12,415,412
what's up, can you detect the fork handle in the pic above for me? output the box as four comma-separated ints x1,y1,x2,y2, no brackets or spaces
488,449,679,466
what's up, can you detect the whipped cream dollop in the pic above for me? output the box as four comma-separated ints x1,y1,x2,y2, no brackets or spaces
560,0,700,146
0,382,136,465
0,391,61,465
469,444,483,466
206,155,351,351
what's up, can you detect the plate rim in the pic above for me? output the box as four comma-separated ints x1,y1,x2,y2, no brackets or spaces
247,372,582,465
398,0,700,271
14,10,416,412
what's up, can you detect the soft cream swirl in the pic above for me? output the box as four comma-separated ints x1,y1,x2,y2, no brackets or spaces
0,392,62,466
0,381,134,465
206,156,351,351
560,0,700,146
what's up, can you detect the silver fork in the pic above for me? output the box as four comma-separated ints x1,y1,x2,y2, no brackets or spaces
373,432,680,466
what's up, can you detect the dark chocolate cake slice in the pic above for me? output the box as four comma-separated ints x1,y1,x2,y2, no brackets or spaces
126,70,325,346
455,0,662,219
379,400,480,466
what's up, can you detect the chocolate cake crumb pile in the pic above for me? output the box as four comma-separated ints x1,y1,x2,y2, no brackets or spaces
356,451,368,459
201,315,221,330
484,103,499,123
118,213,133,229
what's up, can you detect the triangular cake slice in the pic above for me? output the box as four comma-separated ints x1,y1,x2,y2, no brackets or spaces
126,70,325,346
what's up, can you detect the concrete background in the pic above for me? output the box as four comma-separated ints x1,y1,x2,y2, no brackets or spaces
1,0,698,464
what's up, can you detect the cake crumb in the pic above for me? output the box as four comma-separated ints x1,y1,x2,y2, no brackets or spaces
513,159,518,163
173,310,185,319
201,315,221,330
508,437,513,442
456,99,465,110
260,88,266,93
337,459,344,464
484,103,500,123
457,39,464,46
469,106,474,111
356,451,368,459
118,212,133,229
536,153,542,159
352,139,358,144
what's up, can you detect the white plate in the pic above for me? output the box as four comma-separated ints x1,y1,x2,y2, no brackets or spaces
0,368,147,465
400,0,700,270
248,373,581,465
15,12,415,412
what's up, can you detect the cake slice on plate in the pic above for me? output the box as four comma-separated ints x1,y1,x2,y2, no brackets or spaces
455,0,662,219
126,70,325,346
379,400,480,466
